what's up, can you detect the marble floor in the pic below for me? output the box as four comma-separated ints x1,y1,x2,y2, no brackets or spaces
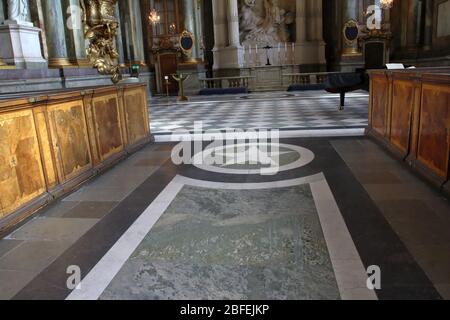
149,91,369,134
0,136,449,300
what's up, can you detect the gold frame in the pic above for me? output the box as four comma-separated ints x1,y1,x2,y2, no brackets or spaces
343,19,360,46
179,30,195,54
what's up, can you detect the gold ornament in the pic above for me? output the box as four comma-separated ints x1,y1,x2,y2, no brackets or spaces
80,0,122,83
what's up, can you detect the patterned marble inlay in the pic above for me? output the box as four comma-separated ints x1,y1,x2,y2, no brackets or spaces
100,185,340,300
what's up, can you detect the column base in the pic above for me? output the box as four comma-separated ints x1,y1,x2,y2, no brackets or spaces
0,23,47,69
213,46,244,70
48,58,79,68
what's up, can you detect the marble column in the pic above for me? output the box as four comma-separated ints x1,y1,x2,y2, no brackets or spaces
0,1,5,68
183,0,200,60
226,0,240,47
63,0,90,67
406,0,419,49
313,0,324,42
29,0,48,60
114,3,125,66
42,0,72,67
119,0,145,65
195,0,204,61
423,0,433,50
212,0,243,70
293,0,325,67
212,0,227,49
342,0,360,55
296,0,307,43
0,0,7,67
0,0,5,24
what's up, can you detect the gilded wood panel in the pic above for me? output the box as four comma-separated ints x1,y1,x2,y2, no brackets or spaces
83,94,101,166
417,83,450,178
124,87,149,145
371,76,389,136
390,80,415,154
33,108,58,188
48,101,92,182
92,94,124,161
0,110,46,218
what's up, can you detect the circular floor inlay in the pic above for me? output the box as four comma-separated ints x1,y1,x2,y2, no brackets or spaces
192,142,315,175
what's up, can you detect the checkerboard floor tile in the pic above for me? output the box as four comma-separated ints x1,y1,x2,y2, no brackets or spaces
149,91,369,134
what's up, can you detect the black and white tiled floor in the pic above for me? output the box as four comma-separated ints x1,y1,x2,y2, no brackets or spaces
149,91,369,134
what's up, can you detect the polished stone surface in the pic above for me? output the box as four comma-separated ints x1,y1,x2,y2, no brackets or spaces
100,185,340,300
0,136,449,300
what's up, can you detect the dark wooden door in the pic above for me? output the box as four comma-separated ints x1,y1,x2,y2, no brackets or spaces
159,53,179,95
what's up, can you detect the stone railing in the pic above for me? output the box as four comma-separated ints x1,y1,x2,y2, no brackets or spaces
200,76,254,89
283,72,342,86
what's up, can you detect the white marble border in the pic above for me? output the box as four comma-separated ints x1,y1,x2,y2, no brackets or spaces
66,173,377,300
155,128,366,142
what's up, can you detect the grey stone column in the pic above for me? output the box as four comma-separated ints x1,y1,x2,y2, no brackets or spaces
0,0,5,24
296,0,307,43
423,0,433,50
114,3,125,66
342,0,359,55
42,0,71,67
63,0,89,67
29,0,48,60
406,0,418,49
183,0,200,59
226,0,240,47
212,0,227,49
313,0,324,42
0,0,4,66
119,0,145,65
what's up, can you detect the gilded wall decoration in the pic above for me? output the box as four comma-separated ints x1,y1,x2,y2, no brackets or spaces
80,0,122,83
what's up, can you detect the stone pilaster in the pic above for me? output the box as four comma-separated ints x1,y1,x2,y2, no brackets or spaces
183,0,202,60
42,0,72,67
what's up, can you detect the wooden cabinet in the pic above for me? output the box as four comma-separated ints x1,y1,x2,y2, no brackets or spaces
0,83,151,232
367,68,450,193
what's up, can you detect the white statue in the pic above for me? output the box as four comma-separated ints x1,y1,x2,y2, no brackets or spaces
240,0,294,46
7,0,30,24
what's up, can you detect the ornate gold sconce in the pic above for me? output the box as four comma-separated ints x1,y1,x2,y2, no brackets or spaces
80,0,122,84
